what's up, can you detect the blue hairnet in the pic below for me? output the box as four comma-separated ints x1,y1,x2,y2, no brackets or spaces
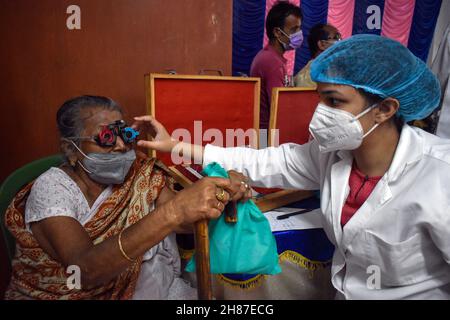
310,34,441,122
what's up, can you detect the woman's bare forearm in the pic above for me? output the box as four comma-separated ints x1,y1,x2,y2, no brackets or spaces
67,174,230,289
75,202,179,288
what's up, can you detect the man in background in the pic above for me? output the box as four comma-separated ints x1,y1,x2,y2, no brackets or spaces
250,1,303,130
294,23,341,88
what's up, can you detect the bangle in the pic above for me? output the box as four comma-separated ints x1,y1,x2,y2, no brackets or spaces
118,230,136,263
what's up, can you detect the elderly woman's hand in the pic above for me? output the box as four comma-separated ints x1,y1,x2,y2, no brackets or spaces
227,170,252,203
166,176,234,225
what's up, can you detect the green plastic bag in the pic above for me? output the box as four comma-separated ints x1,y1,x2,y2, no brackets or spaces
185,162,281,275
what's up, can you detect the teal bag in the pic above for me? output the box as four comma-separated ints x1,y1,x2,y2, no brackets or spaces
185,162,281,275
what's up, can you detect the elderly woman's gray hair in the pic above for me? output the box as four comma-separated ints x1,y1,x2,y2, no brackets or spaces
56,95,123,161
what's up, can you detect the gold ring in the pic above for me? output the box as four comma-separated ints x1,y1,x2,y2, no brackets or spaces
241,181,250,190
216,188,225,201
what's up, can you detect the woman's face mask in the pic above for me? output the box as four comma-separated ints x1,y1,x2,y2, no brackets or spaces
68,140,136,185
308,102,379,153
278,28,303,51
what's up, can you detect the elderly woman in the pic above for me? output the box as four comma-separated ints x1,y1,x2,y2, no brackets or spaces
136,35,450,299
4,95,247,300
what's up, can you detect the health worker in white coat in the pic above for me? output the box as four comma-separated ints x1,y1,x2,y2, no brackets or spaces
133,35,450,300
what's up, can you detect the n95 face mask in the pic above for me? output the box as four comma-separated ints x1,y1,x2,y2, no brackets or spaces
308,103,379,153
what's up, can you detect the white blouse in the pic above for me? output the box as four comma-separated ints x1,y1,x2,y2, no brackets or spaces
25,167,112,230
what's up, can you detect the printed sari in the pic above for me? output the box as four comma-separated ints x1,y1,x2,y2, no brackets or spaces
4,157,171,300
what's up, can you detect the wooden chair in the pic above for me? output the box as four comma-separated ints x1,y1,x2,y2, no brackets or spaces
252,87,323,213
145,73,261,299
269,87,320,146
0,154,63,298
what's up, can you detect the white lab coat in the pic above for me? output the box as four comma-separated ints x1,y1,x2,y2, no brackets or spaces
203,124,450,299
434,23,450,138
